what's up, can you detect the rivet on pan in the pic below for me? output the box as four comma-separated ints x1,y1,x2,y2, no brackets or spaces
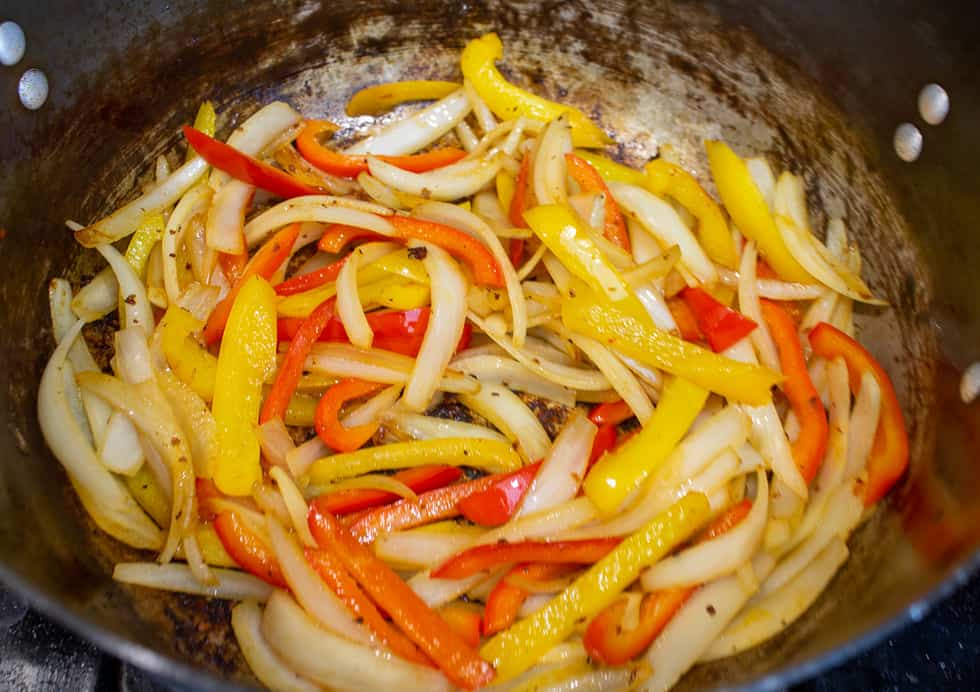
0,20,26,66
918,83,950,125
893,123,922,163
18,67,48,110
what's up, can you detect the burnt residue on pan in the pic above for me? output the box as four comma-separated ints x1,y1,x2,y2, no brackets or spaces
0,1,970,690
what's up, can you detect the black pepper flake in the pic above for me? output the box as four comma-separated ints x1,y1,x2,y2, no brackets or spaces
170,436,181,446
706,604,717,616
490,391,500,397
168,252,177,258
408,246,428,260
124,294,136,305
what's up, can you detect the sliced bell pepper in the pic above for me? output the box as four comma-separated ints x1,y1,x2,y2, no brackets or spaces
274,254,349,296
308,507,497,689
497,170,517,219
186,101,217,161
346,79,461,117
588,423,618,468
588,400,635,427
645,159,737,269
124,213,165,278
305,547,431,665
317,224,390,253
761,299,829,484
809,322,909,506
431,538,622,580
460,33,610,148
158,305,218,402
705,140,812,283
213,511,287,587
438,603,483,649
276,266,427,319
680,286,758,353
480,492,710,681
457,462,541,527
211,275,278,495
182,125,317,199
314,378,386,452
204,223,300,345
523,204,632,303
482,563,575,637
507,153,533,266
584,376,709,514
260,297,336,424
666,296,704,342
697,498,753,542
219,250,248,284
388,215,505,288
296,120,467,178
571,150,647,186
565,153,631,251
307,438,523,487
315,465,463,515
562,281,780,404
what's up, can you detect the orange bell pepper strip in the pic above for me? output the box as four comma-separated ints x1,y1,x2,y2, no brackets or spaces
314,378,386,452
565,153,631,251
808,321,909,505
582,499,752,664
274,254,349,296
681,286,758,353
260,297,336,424
203,223,301,345
588,400,635,427
182,125,318,199
315,465,463,516
317,224,389,253
308,507,497,689
305,547,431,666
666,296,704,342
761,299,829,484
438,604,483,648
457,462,541,527
219,250,247,284
482,564,575,637
212,511,287,588
387,216,505,288
507,153,533,266
296,120,467,178
431,538,623,580
588,423,619,468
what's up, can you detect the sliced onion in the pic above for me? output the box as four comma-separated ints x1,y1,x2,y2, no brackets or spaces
375,524,484,570
403,243,468,411
181,532,217,586
610,182,718,286
408,570,493,608
463,79,497,134
98,412,144,476
846,370,882,482
275,142,358,196
38,321,163,549
459,382,550,461
471,190,518,236
269,467,317,548
185,210,216,284
381,410,508,443
568,333,654,424
96,243,155,333
617,354,664,393
286,436,330,478
342,384,402,428
368,154,503,202
455,120,479,151
642,470,768,590
799,288,840,336
113,562,272,601
206,179,253,254
518,412,596,517
746,157,776,210
265,518,373,645
176,282,222,323
358,172,410,210
231,601,320,692
257,417,295,470
146,244,168,309
71,269,118,323
209,101,302,188
338,242,400,349
412,200,527,347
163,184,212,303
450,354,575,406
114,326,154,385
157,371,219,479
346,89,470,156
244,196,394,248
533,114,572,205
541,662,648,692
75,157,208,247
736,242,780,373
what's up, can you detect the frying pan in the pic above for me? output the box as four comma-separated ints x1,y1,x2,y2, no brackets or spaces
2,0,980,689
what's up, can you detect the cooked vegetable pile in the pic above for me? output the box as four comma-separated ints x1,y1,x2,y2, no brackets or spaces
40,32,908,692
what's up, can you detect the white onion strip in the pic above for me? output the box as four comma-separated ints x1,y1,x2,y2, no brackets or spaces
210,101,302,188
533,114,572,205
286,436,330,478
459,383,550,462
98,412,144,476
369,154,503,202
269,467,317,548
343,384,403,429
736,242,781,373
346,89,471,156
381,410,508,443
846,370,882,482
451,354,575,406
206,179,253,254
96,243,155,333
244,196,394,248
337,242,400,349
463,79,498,134
71,269,118,323
455,121,479,151
113,563,272,601
568,333,654,424
257,418,295,471
163,184,212,304
518,412,596,517
231,601,320,692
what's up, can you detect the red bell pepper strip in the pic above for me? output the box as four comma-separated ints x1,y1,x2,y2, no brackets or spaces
482,563,575,637
667,296,704,342
588,399,635,427
308,507,496,689
203,223,301,345
564,153,631,251
182,125,317,199
296,120,468,178
219,250,248,285
680,286,757,352
212,511,287,588
387,216,505,288
274,254,349,296
507,154,532,266
314,378,386,452
318,224,390,253
315,465,463,516
457,462,541,527
305,548,431,666
809,321,909,506
438,604,483,648
260,297,336,424
588,423,618,468
582,499,752,664
431,538,623,580
761,299,829,484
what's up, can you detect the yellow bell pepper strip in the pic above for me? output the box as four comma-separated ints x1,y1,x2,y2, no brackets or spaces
572,150,646,186
480,492,710,681
345,79,461,116
705,141,813,283
124,465,171,527
461,33,611,148
562,281,780,404
212,275,278,495
158,306,218,402
584,376,709,513
645,159,737,270
496,170,517,214
186,101,217,162
278,274,430,319
124,213,165,278
307,438,523,485
523,204,632,303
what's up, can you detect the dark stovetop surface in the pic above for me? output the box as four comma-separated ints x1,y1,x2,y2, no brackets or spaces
2,573,979,691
